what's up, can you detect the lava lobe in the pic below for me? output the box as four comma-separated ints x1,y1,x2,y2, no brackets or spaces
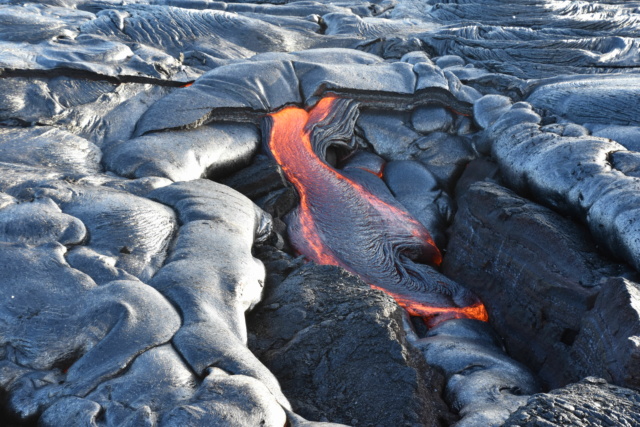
264,96,488,326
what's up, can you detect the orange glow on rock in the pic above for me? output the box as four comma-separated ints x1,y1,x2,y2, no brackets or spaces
266,97,488,327
361,167,384,178
267,101,345,267
371,285,489,328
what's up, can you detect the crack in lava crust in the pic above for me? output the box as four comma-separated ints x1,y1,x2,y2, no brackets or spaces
264,96,488,327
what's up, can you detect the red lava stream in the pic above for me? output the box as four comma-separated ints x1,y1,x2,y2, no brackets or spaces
265,96,488,327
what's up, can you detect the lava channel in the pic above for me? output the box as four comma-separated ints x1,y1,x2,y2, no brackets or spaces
264,96,488,327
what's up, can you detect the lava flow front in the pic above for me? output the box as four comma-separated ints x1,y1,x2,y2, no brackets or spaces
264,96,488,327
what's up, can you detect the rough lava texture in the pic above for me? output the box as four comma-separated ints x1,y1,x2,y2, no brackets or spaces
504,377,640,427
570,277,640,391
443,181,631,390
248,263,457,427
3,0,640,426
408,319,540,427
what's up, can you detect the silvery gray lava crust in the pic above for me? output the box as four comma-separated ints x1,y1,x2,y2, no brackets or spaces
504,377,640,427
2,0,640,426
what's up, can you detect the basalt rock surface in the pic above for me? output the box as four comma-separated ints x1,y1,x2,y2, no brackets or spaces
525,75,640,127
480,96,640,275
570,277,640,391
0,243,181,421
104,121,259,181
444,181,630,389
248,263,457,427
0,76,172,146
4,0,640,425
408,318,540,427
0,126,101,175
504,377,640,427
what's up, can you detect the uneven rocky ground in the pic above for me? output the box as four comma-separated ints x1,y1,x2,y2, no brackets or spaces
2,0,640,426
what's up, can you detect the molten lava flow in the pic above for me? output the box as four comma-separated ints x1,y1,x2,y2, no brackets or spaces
371,285,489,328
265,97,488,327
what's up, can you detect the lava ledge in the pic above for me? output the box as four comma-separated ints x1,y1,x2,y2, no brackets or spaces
444,180,632,388
408,318,540,427
476,94,640,274
504,377,640,427
248,263,457,427
148,180,292,414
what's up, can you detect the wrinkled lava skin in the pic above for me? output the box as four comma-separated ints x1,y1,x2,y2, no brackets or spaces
265,97,487,325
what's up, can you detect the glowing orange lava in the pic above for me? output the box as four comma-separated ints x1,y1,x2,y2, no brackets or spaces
266,97,488,328
371,285,489,327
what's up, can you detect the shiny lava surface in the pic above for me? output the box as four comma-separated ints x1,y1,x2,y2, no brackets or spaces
265,97,488,326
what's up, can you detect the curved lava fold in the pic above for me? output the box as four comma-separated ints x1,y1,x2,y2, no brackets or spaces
264,96,488,326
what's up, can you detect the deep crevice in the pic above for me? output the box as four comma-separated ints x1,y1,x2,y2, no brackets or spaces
0,68,190,88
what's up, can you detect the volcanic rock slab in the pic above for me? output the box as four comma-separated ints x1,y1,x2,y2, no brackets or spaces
570,277,640,390
504,377,640,427
135,48,477,137
221,154,291,200
413,131,476,190
135,60,302,134
147,180,283,401
443,181,630,389
526,75,640,127
248,263,457,427
409,318,540,427
479,95,640,274
0,76,172,146
0,2,362,82
0,126,101,174
0,173,312,426
0,243,181,420
0,195,85,246
383,159,453,248
356,111,420,160
37,182,178,283
590,125,640,152
104,121,259,181
41,351,288,427
406,0,640,80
